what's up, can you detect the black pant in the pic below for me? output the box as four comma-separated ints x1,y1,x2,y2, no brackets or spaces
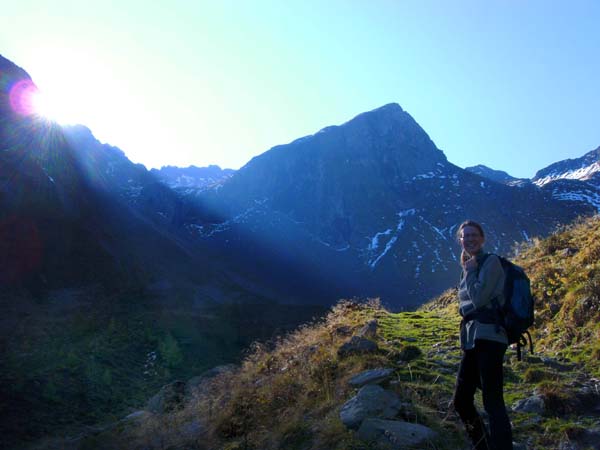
453,339,513,450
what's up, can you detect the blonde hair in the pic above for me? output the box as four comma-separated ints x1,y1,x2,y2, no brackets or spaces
457,220,485,264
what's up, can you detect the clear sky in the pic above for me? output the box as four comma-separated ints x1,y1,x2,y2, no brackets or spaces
3,0,599,178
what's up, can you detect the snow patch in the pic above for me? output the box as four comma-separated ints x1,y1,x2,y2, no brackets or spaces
368,229,392,251
413,172,436,180
551,190,600,211
534,162,600,186
369,237,398,268
366,209,416,268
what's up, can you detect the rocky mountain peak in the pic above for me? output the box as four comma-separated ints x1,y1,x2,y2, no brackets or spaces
0,53,32,85
151,164,235,190
465,164,520,184
533,146,600,186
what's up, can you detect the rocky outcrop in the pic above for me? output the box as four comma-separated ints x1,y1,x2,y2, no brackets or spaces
512,395,545,415
357,418,437,449
348,368,394,388
339,385,404,429
357,319,378,338
185,364,237,398
337,336,379,358
146,380,186,414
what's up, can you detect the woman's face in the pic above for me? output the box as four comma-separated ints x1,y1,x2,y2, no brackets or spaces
460,225,484,256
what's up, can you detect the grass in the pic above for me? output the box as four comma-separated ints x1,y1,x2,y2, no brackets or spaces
26,216,600,448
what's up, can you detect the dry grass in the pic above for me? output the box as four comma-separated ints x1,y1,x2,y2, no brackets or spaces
91,216,600,449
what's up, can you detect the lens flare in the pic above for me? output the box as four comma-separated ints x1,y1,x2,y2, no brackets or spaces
8,79,39,116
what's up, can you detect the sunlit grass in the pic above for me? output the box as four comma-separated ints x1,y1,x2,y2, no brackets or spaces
82,216,600,449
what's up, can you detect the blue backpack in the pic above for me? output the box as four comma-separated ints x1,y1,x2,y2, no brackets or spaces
480,254,535,360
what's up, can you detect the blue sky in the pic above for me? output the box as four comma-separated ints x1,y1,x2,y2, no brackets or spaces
3,0,599,178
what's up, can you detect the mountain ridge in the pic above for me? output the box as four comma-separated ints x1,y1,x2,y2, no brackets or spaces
85,216,600,450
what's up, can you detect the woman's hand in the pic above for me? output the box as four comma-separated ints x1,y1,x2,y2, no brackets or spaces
463,256,478,271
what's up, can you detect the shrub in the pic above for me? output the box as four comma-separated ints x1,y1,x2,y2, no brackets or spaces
536,381,573,416
398,345,422,362
523,367,551,383
159,333,183,368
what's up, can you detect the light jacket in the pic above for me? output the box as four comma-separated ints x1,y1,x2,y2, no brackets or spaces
458,251,508,350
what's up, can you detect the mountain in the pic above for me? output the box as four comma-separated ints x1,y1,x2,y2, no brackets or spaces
3,52,599,447
151,164,235,191
2,50,595,308
0,54,262,299
472,147,600,212
187,103,593,306
90,216,600,450
465,164,529,186
532,146,600,211
1,54,331,447
533,146,600,186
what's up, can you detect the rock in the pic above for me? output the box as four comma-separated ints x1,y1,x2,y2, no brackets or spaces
512,442,527,450
357,418,437,448
178,419,206,441
574,381,600,415
558,426,600,450
349,368,395,388
147,380,186,414
337,336,378,358
560,247,578,257
512,395,545,415
334,325,352,336
122,410,152,422
540,356,575,372
340,385,402,429
358,320,378,338
185,364,237,397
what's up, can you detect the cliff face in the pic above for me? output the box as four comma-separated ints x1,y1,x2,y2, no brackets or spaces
191,103,592,306
77,218,600,450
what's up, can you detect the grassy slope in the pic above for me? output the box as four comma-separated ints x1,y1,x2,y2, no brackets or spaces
87,216,600,449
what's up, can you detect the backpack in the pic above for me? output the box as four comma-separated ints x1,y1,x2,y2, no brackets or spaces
479,253,535,360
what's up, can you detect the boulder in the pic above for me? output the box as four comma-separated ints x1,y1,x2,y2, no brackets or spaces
340,385,402,429
574,381,600,415
185,364,237,397
358,320,378,338
334,325,352,336
540,356,575,372
357,418,437,448
512,395,545,415
147,380,186,414
558,426,600,450
122,410,152,422
560,247,578,257
349,368,395,388
178,419,206,441
338,336,378,358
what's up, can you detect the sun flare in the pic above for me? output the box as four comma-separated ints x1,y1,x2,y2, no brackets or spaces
29,89,75,124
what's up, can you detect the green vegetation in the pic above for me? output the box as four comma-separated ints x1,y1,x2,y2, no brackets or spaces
8,216,600,449
0,289,325,449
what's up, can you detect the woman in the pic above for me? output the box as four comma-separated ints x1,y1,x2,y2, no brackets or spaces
453,220,513,450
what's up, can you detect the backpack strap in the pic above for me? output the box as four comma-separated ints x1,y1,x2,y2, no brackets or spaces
515,331,534,361
477,253,504,333
475,252,491,278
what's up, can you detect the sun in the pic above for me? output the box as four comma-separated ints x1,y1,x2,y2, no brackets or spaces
18,46,112,126
29,88,74,124
8,77,78,124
